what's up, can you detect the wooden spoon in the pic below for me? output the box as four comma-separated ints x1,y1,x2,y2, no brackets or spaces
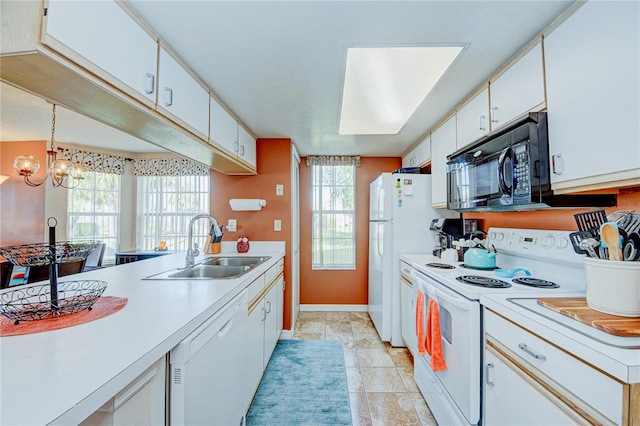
600,223,622,261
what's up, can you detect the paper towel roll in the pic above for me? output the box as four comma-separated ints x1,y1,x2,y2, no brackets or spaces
229,199,267,211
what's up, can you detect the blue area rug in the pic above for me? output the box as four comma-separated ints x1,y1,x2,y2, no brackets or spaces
247,340,352,425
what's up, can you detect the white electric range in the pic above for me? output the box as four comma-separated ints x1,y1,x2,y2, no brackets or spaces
403,227,604,426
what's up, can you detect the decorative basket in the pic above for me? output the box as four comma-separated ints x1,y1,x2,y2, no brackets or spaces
0,241,102,267
0,280,108,324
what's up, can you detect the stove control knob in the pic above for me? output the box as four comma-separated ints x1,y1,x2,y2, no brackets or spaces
496,233,505,241
542,235,555,248
557,237,569,249
489,232,497,240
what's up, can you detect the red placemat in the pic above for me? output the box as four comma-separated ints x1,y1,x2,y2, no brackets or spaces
0,296,128,337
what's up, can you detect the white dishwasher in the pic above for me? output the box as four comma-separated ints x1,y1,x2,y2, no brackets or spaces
170,290,248,426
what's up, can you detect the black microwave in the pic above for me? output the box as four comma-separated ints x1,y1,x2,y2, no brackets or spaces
446,112,615,211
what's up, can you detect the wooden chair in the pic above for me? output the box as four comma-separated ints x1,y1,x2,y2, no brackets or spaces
25,260,86,284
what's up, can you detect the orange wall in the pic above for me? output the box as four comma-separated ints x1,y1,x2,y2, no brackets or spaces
0,141,47,246
464,190,640,231
299,157,402,305
210,139,293,327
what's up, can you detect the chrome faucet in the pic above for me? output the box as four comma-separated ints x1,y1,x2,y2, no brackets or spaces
185,214,218,268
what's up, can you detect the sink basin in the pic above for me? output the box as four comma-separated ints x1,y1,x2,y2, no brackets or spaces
145,265,252,280
202,256,271,267
143,256,270,280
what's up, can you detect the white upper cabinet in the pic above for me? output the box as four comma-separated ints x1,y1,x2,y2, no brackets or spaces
158,47,210,138
210,97,238,155
489,42,545,130
402,135,431,168
456,87,489,149
431,115,457,208
545,1,640,191
44,0,158,106
238,125,257,168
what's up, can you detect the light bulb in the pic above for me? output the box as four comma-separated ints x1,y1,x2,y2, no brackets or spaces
13,155,40,176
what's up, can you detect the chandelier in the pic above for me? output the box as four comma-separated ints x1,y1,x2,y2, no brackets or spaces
13,104,86,189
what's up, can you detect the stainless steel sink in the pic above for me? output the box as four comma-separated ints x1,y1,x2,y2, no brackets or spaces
201,256,271,267
143,256,270,280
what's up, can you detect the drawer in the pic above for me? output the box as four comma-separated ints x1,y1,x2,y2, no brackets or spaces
400,261,414,281
247,274,265,304
485,309,625,424
264,258,284,286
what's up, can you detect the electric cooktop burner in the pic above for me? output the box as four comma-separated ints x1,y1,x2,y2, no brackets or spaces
460,264,501,271
512,277,560,288
456,275,512,288
426,262,456,269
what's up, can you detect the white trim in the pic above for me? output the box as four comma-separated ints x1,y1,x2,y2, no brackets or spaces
300,304,368,312
279,329,294,340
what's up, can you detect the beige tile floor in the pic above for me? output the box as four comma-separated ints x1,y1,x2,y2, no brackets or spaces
293,311,438,426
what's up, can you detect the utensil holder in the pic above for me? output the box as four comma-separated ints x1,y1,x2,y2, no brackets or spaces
584,257,640,317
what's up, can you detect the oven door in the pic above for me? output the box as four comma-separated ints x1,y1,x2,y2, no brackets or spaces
412,270,481,425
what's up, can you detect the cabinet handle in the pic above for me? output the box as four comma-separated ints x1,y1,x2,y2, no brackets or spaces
145,73,155,94
518,343,546,361
551,154,563,175
240,145,245,156
163,87,173,107
485,363,495,387
261,307,267,322
234,141,239,154
266,301,272,314
491,107,499,124
479,115,486,131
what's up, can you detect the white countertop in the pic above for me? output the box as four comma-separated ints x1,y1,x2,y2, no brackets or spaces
0,242,285,425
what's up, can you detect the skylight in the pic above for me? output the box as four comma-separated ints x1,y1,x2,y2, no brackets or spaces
339,46,463,135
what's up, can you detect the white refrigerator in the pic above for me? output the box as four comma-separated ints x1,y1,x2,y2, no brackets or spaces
368,173,457,346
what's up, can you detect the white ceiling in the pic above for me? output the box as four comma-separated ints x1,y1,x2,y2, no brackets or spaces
1,1,575,157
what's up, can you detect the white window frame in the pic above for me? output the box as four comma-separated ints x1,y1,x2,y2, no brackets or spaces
66,170,121,265
136,175,210,252
311,164,356,270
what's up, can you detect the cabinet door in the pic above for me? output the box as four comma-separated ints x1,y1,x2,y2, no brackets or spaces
276,276,284,340
158,48,210,138
414,135,431,166
484,346,580,425
456,87,489,149
431,115,457,208
246,303,266,406
400,274,416,356
402,148,416,168
238,125,257,168
44,0,158,104
263,283,279,368
545,1,640,188
209,97,238,155
489,43,544,130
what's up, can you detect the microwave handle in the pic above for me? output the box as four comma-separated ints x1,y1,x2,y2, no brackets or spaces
497,147,513,194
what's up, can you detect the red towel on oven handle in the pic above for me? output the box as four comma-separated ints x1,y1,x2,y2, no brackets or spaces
426,297,447,372
416,289,426,356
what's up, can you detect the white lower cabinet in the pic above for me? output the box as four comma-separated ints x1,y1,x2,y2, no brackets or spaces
484,309,628,425
400,261,416,357
245,259,285,410
484,344,580,426
80,356,166,426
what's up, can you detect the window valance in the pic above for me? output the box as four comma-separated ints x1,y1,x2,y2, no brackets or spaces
59,148,127,175
305,155,361,167
134,158,210,176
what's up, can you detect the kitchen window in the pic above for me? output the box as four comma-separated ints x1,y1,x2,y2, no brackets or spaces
67,171,120,264
311,165,356,269
137,175,210,251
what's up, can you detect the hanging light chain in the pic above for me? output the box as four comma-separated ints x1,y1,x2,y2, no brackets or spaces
50,104,57,152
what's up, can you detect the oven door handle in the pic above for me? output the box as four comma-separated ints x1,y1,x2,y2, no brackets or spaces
412,271,474,311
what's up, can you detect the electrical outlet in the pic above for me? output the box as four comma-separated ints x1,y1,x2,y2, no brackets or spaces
276,184,284,196
227,219,237,232
274,219,281,231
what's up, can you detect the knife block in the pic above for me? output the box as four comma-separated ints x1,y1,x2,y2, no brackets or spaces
205,242,221,254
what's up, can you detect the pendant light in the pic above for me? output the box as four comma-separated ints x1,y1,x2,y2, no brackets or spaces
13,104,86,188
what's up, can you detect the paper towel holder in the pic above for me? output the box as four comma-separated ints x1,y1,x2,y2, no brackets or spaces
229,198,267,211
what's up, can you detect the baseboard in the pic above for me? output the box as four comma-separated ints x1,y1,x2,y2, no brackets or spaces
279,329,294,340
300,304,368,312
